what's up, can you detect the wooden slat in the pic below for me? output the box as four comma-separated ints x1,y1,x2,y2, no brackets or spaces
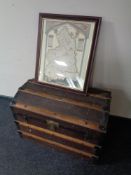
89,93,111,100
15,120,101,149
18,130,98,159
29,80,111,100
11,102,106,133
19,89,106,112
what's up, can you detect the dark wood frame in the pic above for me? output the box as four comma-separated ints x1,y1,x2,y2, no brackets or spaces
35,13,102,95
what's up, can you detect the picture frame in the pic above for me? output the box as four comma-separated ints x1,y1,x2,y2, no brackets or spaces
35,13,101,94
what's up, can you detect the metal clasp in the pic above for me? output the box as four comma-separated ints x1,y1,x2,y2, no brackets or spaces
46,120,59,131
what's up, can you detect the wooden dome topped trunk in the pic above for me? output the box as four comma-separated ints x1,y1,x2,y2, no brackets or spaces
10,79,111,161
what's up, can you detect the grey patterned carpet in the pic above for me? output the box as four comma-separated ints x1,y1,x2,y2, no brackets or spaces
0,97,131,175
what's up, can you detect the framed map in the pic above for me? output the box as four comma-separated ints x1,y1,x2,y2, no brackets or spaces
35,13,101,93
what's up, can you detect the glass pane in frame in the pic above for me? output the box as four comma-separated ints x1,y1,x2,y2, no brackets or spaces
36,14,101,93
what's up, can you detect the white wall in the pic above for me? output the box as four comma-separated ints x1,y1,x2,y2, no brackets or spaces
0,0,131,118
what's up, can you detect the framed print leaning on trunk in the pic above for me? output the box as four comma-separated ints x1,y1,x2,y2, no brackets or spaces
35,13,101,94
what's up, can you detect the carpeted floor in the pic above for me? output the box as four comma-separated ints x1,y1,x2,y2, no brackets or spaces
0,97,131,175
